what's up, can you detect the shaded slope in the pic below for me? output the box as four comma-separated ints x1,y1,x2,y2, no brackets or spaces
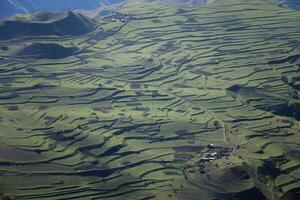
267,0,300,11
227,85,300,120
14,43,77,59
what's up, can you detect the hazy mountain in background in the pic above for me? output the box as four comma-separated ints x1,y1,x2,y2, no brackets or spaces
0,0,125,19
0,0,299,20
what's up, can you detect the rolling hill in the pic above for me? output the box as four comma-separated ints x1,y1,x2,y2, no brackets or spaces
145,0,300,10
0,0,299,200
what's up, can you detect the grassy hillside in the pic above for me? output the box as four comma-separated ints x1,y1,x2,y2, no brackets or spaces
0,0,299,200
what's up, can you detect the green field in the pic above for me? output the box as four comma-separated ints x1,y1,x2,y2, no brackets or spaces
0,0,299,199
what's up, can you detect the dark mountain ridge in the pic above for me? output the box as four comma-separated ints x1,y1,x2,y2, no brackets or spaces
0,0,101,19
0,11,98,40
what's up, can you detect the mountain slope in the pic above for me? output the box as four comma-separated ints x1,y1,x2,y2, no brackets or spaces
0,0,113,19
0,11,98,40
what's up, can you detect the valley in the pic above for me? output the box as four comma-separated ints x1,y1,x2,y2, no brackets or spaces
0,0,299,199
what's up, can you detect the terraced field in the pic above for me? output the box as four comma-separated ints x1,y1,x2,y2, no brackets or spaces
0,0,300,199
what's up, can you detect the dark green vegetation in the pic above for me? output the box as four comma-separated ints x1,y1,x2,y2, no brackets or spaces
14,43,78,59
0,0,299,199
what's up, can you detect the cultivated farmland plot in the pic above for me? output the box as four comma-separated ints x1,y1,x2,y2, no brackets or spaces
0,0,299,199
